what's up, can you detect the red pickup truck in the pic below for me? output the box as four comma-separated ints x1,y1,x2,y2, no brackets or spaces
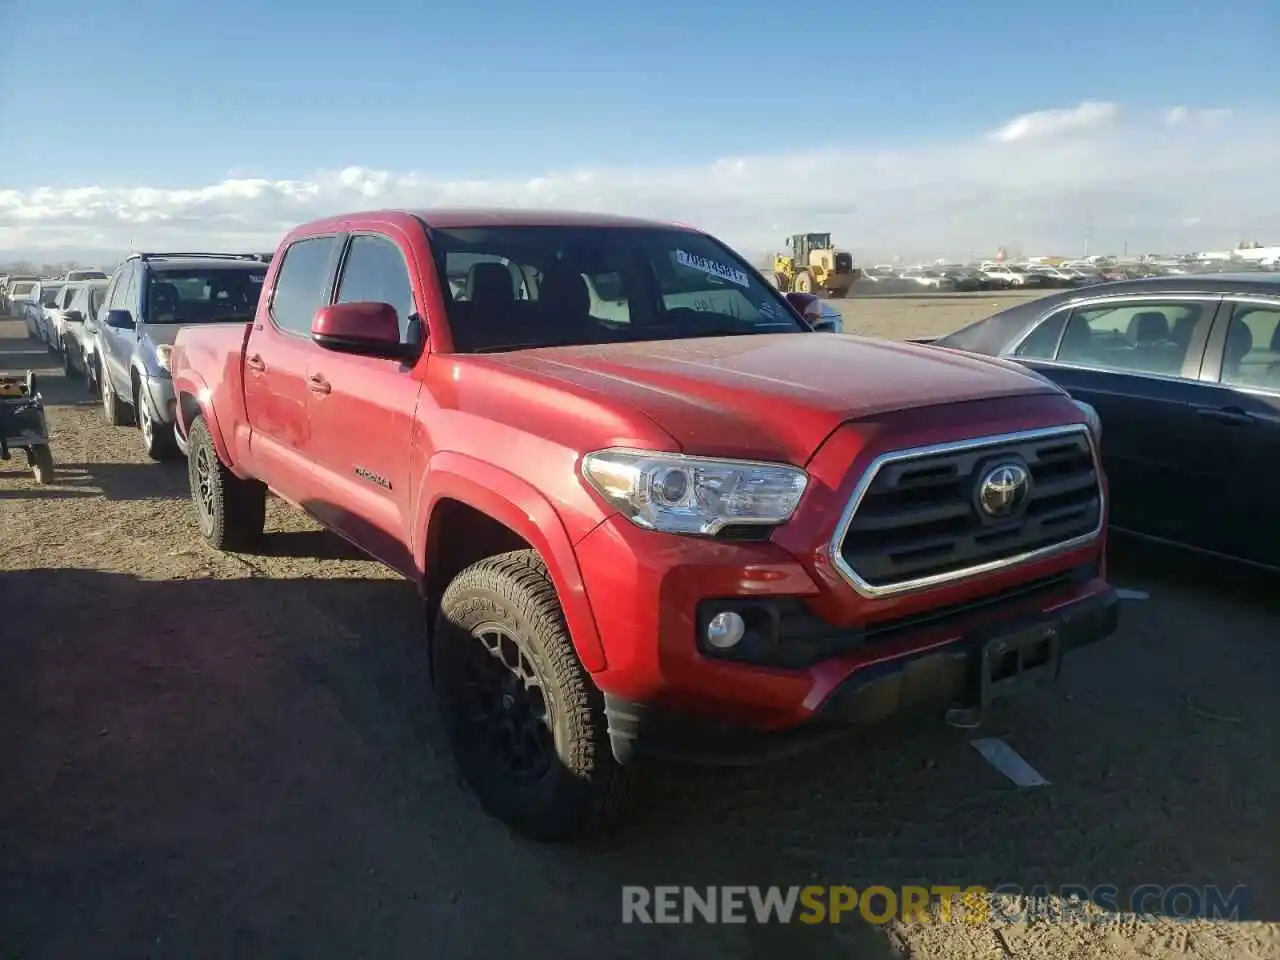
170,209,1119,840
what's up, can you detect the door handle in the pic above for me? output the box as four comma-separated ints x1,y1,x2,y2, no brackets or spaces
308,373,331,395
245,354,266,373
1194,406,1255,426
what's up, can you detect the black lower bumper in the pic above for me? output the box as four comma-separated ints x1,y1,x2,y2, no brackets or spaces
604,586,1120,767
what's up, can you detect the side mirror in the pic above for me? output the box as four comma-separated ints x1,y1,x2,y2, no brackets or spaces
105,309,135,330
64,310,84,324
784,291,827,328
311,301,411,360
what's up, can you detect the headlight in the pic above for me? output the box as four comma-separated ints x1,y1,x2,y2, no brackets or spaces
581,449,808,535
1072,399,1102,443
155,344,173,372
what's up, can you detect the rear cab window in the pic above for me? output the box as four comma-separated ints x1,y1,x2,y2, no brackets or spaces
430,225,803,353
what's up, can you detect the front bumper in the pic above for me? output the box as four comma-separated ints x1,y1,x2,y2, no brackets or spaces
603,579,1119,765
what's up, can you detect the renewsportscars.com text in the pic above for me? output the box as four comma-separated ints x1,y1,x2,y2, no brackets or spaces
621,884,1247,925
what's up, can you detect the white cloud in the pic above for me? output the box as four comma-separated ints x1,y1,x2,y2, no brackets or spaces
1,101,1275,262
989,100,1120,143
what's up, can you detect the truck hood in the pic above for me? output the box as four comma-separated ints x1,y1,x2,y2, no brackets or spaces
488,333,1063,464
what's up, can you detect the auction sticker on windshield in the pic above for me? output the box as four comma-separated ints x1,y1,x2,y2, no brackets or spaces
675,250,749,288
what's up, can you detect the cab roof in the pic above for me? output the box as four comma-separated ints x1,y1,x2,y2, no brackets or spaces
288,208,697,238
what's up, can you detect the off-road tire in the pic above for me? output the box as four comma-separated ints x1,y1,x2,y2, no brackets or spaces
29,445,54,485
187,416,266,550
433,550,627,841
101,372,135,427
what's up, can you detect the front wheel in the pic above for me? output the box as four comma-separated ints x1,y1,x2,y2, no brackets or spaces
432,550,627,841
187,417,266,550
136,385,177,461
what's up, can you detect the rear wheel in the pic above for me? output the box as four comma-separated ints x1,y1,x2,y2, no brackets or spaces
432,550,627,841
62,340,75,376
29,445,54,484
187,416,266,550
101,371,134,426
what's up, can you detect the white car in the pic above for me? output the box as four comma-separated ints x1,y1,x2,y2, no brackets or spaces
980,265,1022,287
30,281,66,348
7,280,41,332
62,269,109,283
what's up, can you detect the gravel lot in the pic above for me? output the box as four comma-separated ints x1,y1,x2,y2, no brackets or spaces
2,297,1277,960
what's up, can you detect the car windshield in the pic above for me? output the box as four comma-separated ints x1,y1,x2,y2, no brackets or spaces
40,286,64,307
430,225,806,353
146,266,268,322
68,270,107,281
11,282,35,296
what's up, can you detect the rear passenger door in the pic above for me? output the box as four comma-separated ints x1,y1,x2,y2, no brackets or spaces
100,265,138,395
243,233,343,506
1013,295,1225,548
1191,298,1280,565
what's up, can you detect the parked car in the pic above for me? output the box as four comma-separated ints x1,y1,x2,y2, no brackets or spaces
900,269,956,291
979,266,1018,289
29,281,66,346
6,279,40,326
63,269,109,282
95,253,268,459
945,269,990,291
58,279,108,385
927,273,1280,568
170,208,1118,841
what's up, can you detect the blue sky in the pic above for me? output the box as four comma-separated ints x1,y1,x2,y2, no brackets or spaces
1,0,1276,257
2,0,1273,187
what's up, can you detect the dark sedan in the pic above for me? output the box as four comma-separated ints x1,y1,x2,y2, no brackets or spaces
925,274,1280,569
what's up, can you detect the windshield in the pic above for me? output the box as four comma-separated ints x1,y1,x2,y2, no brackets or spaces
68,270,107,281
10,282,35,297
146,266,267,322
40,286,64,307
430,225,805,353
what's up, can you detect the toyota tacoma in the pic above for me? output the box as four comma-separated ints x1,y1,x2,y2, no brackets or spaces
169,209,1119,840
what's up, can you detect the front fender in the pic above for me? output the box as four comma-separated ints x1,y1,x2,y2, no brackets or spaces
172,369,235,472
414,451,608,673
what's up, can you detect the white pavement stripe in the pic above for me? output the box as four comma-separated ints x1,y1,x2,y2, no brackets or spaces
970,738,1051,787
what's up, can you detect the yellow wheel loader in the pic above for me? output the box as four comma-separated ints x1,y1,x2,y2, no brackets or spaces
772,233,860,298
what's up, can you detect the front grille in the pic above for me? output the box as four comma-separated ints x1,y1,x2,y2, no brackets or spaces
833,426,1102,595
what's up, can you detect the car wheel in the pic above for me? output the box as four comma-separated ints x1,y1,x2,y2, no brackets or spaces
100,371,135,427
62,342,75,377
433,550,627,841
28,444,55,485
135,383,177,461
187,416,266,550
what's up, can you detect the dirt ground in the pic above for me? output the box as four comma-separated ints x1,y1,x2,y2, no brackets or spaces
1,299,1278,960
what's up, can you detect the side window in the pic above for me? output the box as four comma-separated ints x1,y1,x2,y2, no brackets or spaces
334,234,416,338
1221,303,1280,391
1014,309,1069,359
1055,299,1208,377
271,236,340,335
121,268,139,312
61,287,76,310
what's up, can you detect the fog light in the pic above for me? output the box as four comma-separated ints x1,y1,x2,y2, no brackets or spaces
705,611,746,650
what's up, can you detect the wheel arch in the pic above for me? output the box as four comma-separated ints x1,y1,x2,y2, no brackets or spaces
414,452,607,673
